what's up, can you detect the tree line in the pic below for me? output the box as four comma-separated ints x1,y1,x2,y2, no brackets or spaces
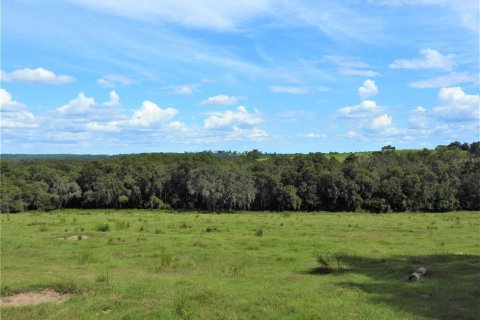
1,141,479,213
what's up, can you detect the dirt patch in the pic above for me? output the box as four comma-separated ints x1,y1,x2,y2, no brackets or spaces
57,235,89,240
0,289,70,307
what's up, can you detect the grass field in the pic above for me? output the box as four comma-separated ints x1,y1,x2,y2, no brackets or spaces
1,210,479,319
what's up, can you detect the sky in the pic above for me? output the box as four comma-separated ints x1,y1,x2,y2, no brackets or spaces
1,0,479,154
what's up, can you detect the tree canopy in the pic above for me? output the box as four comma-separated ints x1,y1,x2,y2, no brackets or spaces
1,142,479,213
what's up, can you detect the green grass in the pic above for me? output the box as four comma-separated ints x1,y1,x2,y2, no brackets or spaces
1,210,479,319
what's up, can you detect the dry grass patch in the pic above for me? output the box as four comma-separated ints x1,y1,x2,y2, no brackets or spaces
0,289,70,307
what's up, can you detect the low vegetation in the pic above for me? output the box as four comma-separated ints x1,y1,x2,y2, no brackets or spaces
1,210,479,319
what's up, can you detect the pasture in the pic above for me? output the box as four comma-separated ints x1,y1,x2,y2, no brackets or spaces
1,210,479,319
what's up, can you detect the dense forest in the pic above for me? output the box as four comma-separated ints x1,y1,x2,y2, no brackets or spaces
1,141,479,213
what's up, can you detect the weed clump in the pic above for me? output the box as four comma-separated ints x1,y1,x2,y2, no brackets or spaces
96,269,110,283
180,222,191,229
255,229,263,237
152,248,172,272
96,223,110,232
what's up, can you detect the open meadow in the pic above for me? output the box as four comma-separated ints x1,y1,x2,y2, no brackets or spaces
1,210,479,319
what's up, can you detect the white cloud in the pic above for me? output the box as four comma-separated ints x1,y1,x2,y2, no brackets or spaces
85,121,120,132
408,106,428,129
0,89,26,111
230,126,268,140
171,84,199,95
128,101,178,127
389,49,456,71
201,94,237,105
57,93,96,114
102,90,121,107
409,72,478,88
301,133,327,139
338,100,381,118
414,106,426,113
345,130,361,138
204,106,262,129
433,86,479,121
0,89,38,128
1,67,75,84
358,79,378,99
166,121,191,132
97,74,135,87
370,114,392,129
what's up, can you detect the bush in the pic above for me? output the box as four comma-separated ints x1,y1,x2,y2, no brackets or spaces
255,229,263,237
96,223,110,232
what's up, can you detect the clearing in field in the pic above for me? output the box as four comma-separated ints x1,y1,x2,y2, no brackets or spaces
1,210,479,319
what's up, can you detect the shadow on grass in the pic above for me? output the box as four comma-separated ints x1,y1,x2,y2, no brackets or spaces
309,253,480,320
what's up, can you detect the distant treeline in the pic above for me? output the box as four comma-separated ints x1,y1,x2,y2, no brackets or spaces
1,141,479,213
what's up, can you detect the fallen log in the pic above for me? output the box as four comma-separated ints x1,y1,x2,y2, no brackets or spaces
409,267,427,281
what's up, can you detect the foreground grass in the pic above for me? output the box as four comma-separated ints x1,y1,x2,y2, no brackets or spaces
1,210,479,319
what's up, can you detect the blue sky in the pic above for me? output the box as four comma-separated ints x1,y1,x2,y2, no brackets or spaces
1,0,479,154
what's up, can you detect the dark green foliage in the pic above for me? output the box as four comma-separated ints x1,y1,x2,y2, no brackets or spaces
1,142,479,213
95,223,110,232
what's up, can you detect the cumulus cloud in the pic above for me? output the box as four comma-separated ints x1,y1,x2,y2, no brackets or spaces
370,114,392,129
1,67,75,84
409,72,478,88
433,86,479,121
389,49,456,71
102,90,121,107
0,89,38,128
57,93,96,115
358,79,378,99
201,94,237,105
338,100,380,118
97,74,135,87
128,101,178,127
204,106,262,129
57,91,121,116
86,99,178,130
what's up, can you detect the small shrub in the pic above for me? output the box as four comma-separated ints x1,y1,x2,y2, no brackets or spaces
39,225,48,232
96,223,110,232
204,227,218,233
50,279,81,294
255,229,263,237
155,229,162,234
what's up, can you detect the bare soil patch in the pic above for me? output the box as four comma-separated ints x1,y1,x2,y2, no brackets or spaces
0,289,70,307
